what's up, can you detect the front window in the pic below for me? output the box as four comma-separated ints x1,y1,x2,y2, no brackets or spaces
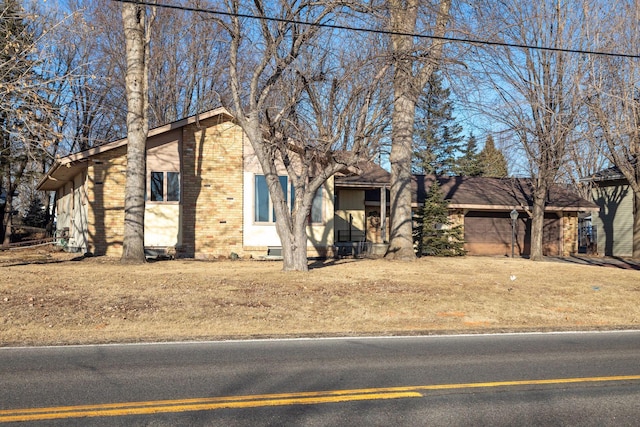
255,175,270,222
254,174,323,224
150,171,180,202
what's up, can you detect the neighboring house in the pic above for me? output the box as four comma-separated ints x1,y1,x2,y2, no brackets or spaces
37,108,598,259
583,167,634,257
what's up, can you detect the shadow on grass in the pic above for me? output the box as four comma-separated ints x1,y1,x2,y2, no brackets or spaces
308,257,368,270
546,255,640,271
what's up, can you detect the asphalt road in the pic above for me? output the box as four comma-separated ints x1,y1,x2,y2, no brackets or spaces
1,331,640,426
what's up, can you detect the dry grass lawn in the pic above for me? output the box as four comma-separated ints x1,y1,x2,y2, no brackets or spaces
1,246,639,347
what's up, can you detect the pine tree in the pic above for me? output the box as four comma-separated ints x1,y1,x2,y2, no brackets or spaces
22,196,48,229
457,133,482,176
413,180,465,256
413,72,464,176
478,135,508,177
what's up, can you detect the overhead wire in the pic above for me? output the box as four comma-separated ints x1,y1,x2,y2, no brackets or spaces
111,0,640,59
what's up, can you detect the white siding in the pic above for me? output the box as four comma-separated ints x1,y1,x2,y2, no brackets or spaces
55,172,89,253
144,204,182,247
242,172,334,249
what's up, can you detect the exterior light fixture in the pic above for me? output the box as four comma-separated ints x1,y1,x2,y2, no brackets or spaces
510,209,519,258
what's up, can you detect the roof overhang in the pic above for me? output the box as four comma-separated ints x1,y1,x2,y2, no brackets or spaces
37,158,89,191
407,203,600,213
37,107,233,192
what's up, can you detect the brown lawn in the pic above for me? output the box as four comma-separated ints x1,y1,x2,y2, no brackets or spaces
1,246,639,347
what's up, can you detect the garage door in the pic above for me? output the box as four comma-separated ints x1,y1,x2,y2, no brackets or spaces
464,211,528,256
464,211,560,257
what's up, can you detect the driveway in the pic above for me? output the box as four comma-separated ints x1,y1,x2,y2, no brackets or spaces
546,255,640,270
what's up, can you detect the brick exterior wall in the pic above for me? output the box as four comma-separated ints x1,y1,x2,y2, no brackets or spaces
562,212,578,256
86,146,127,256
85,115,244,258
179,117,244,259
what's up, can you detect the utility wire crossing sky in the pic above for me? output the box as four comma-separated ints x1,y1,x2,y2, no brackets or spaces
112,0,640,59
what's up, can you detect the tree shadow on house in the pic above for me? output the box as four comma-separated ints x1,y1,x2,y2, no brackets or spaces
593,184,629,257
178,122,206,258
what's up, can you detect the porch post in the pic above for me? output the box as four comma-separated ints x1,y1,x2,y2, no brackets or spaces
380,185,386,242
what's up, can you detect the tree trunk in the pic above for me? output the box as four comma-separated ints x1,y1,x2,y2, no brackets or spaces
385,0,450,261
1,190,12,247
120,4,148,264
280,213,309,272
385,0,419,261
529,181,547,261
387,92,417,260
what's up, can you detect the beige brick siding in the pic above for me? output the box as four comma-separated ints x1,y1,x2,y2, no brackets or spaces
86,146,127,256
85,115,245,258
179,117,244,258
562,212,578,256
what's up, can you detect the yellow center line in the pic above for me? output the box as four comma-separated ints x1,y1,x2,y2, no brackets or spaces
2,375,639,423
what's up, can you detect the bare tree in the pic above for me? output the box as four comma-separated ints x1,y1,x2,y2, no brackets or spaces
120,2,153,263
147,2,228,126
225,0,390,271
385,0,452,261
472,0,587,260
585,0,640,259
1,0,59,245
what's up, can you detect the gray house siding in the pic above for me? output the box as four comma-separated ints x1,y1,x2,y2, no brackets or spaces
591,180,633,257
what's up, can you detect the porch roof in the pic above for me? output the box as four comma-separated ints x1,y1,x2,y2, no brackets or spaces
334,161,390,189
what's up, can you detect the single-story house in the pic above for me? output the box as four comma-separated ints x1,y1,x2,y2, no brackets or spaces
37,108,598,259
37,107,341,258
583,167,635,257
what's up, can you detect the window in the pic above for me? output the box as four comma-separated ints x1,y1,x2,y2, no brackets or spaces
150,171,180,202
255,175,270,222
255,175,289,222
254,174,323,224
167,172,180,201
310,187,323,223
150,172,164,202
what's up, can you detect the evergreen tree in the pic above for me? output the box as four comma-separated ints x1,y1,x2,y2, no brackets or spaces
457,133,482,176
413,72,464,176
478,135,508,177
413,180,465,256
22,196,48,229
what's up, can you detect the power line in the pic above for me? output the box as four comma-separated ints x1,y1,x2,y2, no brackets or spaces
112,0,640,59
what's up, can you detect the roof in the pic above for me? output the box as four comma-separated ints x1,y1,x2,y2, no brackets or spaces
416,175,599,212
581,166,626,183
334,162,390,188
337,170,598,212
37,107,233,191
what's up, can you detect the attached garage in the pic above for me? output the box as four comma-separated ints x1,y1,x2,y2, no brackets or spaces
413,176,599,258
